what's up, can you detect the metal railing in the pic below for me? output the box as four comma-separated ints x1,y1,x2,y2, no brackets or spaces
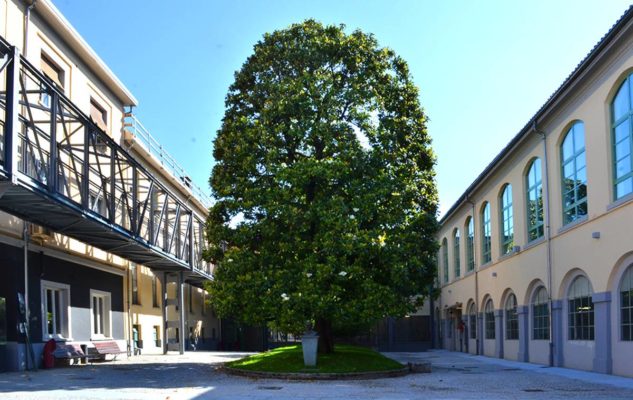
123,114,212,209
0,35,212,279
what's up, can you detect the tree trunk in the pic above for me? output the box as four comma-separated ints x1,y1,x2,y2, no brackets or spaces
316,318,334,354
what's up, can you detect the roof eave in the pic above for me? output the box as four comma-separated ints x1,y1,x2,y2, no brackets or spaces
35,0,138,107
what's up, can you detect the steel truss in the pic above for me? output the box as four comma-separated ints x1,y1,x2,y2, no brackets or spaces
0,36,211,283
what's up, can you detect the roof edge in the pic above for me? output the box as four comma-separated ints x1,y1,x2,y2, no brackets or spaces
35,0,138,106
439,5,633,226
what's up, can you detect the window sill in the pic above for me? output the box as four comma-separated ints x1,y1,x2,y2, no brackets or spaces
607,191,633,211
523,237,545,251
91,334,112,341
557,215,588,235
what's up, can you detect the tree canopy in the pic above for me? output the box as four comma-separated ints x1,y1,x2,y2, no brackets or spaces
205,20,438,353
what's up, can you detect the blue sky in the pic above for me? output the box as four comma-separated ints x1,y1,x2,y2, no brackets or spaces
52,0,632,216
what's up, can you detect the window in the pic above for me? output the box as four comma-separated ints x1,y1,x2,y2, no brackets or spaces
40,53,64,107
189,285,194,314
500,184,513,254
201,291,207,315
485,299,495,339
0,296,6,345
152,274,160,308
505,294,518,340
91,289,112,338
153,325,161,347
526,159,544,241
466,217,475,272
131,263,139,305
568,276,594,340
532,286,550,340
453,229,460,278
481,203,491,264
561,122,587,225
89,191,107,215
41,280,70,339
442,238,449,283
90,98,108,132
612,75,633,199
468,303,477,339
621,266,633,341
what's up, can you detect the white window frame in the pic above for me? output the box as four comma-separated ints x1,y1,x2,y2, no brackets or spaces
90,289,112,340
41,280,71,341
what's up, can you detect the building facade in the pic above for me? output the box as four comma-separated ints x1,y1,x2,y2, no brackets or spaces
436,6,633,378
0,0,217,371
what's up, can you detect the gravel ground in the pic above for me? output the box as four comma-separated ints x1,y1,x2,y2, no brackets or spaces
0,349,632,399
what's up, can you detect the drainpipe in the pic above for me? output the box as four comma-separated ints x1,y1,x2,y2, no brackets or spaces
466,196,479,355
23,222,29,335
533,120,554,367
23,1,37,57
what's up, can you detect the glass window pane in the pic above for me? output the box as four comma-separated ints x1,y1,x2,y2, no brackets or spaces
562,136,573,160
617,178,633,199
615,121,630,144
574,125,585,150
614,81,630,121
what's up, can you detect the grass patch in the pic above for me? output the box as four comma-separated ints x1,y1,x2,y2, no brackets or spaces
226,344,404,373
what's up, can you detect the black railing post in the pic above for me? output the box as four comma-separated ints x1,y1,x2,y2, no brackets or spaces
81,127,90,209
48,92,58,192
5,46,21,182
109,144,115,222
189,211,196,270
132,165,138,233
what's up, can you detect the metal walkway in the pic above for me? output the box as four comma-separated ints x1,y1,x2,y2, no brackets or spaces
0,36,212,283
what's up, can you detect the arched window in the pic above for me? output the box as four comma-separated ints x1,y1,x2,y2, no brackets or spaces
612,75,633,199
466,217,475,272
453,229,460,278
505,294,518,340
568,276,594,340
442,238,449,284
532,286,550,340
485,299,495,339
481,203,491,264
621,265,633,341
500,185,514,254
526,159,544,241
561,122,587,225
468,302,477,339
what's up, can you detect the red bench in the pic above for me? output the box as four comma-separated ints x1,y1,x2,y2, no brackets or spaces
91,341,126,361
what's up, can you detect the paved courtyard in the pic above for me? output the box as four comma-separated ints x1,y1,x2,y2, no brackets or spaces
1,350,633,399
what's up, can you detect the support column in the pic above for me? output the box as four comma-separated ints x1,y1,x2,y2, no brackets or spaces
494,309,504,358
477,312,484,355
551,300,564,367
517,305,529,362
161,272,168,355
178,272,185,355
592,292,612,374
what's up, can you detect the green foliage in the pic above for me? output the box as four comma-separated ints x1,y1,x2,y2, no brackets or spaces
205,20,438,337
226,344,403,373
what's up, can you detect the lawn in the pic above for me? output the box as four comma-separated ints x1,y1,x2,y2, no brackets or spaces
225,344,404,373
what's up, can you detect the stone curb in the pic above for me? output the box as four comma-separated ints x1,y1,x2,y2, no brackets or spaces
219,365,412,381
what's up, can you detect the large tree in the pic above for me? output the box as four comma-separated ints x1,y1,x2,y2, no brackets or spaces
205,20,438,353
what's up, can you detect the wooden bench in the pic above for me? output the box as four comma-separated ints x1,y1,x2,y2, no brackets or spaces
53,343,86,365
91,340,126,361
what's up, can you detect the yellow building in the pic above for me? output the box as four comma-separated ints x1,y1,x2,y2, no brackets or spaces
0,0,216,371
436,6,633,378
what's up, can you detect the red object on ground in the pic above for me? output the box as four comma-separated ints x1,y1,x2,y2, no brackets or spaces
43,339,56,369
